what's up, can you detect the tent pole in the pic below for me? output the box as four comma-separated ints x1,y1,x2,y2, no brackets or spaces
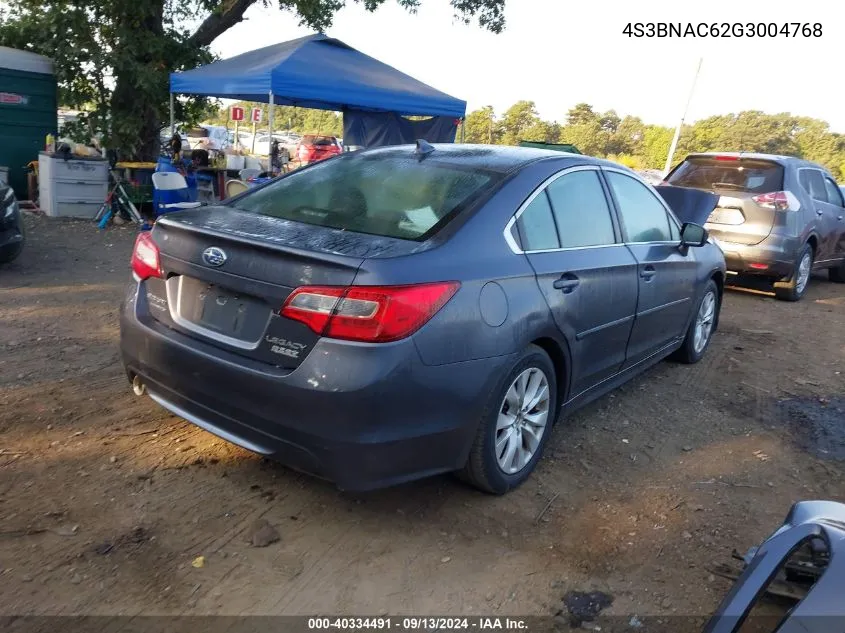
460,118,465,143
268,92,274,137
169,93,175,135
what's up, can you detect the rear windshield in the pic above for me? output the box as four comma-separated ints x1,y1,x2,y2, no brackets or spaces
228,153,499,241
667,157,784,193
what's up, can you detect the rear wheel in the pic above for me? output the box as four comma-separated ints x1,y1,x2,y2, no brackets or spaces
460,345,557,494
774,243,813,301
672,280,719,364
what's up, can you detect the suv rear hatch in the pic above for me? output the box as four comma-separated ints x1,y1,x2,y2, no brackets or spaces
665,155,787,245
133,150,498,370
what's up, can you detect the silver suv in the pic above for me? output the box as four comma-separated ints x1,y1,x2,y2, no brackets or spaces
665,153,845,301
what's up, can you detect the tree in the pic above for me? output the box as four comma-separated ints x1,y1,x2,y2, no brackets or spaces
641,125,674,170
463,106,498,144
566,102,598,127
0,0,506,160
607,115,645,156
498,100,541,146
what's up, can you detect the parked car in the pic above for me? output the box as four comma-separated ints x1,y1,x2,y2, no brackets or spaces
120,145,725,494
0,185,25,264
296,134,342,163
251,133,298,159
664,153,845,301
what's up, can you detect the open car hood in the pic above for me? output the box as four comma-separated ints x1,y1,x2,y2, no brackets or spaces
654,185,719,226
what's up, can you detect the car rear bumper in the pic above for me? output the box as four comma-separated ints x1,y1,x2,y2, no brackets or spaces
713,233,798,278
119,283,513,491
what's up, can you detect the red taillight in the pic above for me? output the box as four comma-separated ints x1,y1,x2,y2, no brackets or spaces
748,263,769,270
131,232,162,281
751,191,795,212
714,155,740,161
281,282,460,343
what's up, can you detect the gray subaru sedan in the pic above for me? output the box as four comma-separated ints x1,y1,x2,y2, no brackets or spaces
120,144,726,494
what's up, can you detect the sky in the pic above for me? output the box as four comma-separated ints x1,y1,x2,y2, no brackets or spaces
212,0,843,131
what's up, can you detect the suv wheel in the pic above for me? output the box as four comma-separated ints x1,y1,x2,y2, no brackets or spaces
459,345,557,494
774,243,813,301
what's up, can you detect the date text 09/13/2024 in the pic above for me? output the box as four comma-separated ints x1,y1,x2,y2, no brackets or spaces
622,22,822,38
307,618,529,630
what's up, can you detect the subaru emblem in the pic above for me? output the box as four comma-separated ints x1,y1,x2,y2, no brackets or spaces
202,246,227,267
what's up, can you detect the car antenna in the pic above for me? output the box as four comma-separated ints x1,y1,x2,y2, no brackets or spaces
415,139,435,160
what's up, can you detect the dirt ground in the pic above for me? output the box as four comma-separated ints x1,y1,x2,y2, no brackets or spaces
1,214,844,624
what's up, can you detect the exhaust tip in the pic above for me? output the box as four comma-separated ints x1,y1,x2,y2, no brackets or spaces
132,375,146,396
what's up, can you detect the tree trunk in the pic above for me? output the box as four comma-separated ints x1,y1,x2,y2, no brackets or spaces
109,0,167,161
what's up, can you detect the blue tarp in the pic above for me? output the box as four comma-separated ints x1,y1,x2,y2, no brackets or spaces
170,34,466,119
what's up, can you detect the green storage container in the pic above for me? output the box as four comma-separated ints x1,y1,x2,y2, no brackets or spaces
0,46,57,200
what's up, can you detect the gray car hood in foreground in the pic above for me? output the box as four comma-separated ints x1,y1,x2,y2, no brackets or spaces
654,185,719,226
704,500,845,633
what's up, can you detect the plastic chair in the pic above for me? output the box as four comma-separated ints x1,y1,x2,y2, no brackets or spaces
226,179,249,197
152,171,203,215
239,168,260,181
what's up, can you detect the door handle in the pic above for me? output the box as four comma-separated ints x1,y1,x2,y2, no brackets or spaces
816,208,824,216
838,215,843,221
640,266,656,281
553,274,580,293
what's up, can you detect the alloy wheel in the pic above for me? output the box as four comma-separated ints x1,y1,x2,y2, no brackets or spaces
495,368,551,475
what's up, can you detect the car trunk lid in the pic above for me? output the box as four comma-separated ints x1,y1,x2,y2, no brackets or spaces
144,207,378,369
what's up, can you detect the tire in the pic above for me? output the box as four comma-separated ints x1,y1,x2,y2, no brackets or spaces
829,261,845,284
672,280,720,365
774,243,813,301
459,345,558,495
0,216,25,264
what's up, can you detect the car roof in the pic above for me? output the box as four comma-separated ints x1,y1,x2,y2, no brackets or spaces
355,144,610,173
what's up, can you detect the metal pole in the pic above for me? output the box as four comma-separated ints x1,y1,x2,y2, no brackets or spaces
268,92,274,138
460,118,465,143
169,93,175,135
664,57,703,176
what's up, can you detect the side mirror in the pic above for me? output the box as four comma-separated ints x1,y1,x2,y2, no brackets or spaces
681,222,708,247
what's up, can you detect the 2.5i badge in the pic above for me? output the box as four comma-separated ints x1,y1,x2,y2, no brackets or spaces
265,335,307,359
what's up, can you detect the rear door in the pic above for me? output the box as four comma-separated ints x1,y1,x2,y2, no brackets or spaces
799,168,839,265
665,155,786,246
514,166,639,396
604,168,698,367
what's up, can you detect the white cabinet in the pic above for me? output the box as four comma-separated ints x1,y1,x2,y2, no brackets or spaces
38,152,108,218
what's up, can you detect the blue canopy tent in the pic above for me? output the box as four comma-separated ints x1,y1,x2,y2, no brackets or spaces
169,34,467,147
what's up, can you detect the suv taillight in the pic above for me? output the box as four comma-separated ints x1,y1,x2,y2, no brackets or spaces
131,232,162,281
751,191,799,212
281,282,460,343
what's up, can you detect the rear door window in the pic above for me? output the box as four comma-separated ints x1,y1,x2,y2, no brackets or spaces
606,171,673,242
666,156,784,193
229,153,499,241
545,170,616,248
516,193,560,251
823,176,845,206
799,169,829,203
